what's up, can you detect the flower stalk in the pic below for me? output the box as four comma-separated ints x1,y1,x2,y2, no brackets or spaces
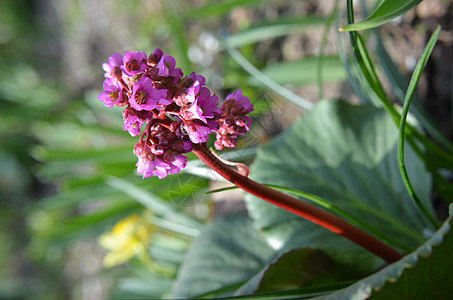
192,143,404,264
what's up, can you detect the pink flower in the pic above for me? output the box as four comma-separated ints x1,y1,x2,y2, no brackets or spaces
130,77,166,111
197,92,222,120
163,150,188,172
133,143,189,179
155,52,175,76
121,51,148,76
100,49,254,179
134,144,165,179
122,107,145,137
184,73,206,104
147,48,163,66
102,53,123,79
214,90,253,150
185,121,213,144
98,79,123,108
222,89,254,115
181,85,221,124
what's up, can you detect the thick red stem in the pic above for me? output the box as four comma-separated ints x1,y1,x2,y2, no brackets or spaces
192,143,403,264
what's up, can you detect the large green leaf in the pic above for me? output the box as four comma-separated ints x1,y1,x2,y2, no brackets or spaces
313,204,453,300
339,0,422,31
245,100,434,262
170,213,275,298
367,210,453,299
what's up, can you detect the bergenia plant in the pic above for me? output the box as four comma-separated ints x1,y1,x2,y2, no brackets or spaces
99,49,252,179
99,49,404,264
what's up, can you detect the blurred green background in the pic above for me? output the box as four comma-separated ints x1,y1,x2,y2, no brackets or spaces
0,0,451,299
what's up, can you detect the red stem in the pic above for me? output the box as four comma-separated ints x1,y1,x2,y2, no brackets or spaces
192,143,403,264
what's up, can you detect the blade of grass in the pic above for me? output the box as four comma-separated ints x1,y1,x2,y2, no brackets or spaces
375,34,453,154
398,26,441,228
224,46,314,111
340,0,422,31
345,0,453,171
185,0,266,19
317,1,339,100
346,0,399,109
336,14,370,103
60,201,139,235
106,176,203,229
223,16,324,48
164,3,192,74
149,216,200,237
254,56,345,86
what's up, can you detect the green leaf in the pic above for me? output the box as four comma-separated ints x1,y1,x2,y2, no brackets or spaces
170,213,275,298
246,100,433,263
226,47,314,110
186,0,266,19
59,200,139,236
234,248,363,296
368,210,453,299
113,276,173,299
343,5,453,172
335,17,372,104
106,176,202,230
254,56,346,86
216,204,453,300
397,26,440,227
37,146,132,163
339,0,422,31
223,16,324,48
31,183,123,210
375,33,453,154
163,4,192,74
317,3,339,100
314,204,453,300
254,249,334,292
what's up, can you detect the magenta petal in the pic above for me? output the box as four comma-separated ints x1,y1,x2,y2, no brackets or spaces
99,79,122,107
122,51,148,76
109,53,123,67
187,100,207,123
123,116,143,136
171,154,187,168
98,91,114,108
187,123,212,144
130,78,158,111
155,53,172,77
102,53,123,78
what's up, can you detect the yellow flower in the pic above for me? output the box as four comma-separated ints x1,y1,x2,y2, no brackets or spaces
99,212,154,268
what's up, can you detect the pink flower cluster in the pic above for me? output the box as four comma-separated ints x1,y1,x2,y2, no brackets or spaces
99,49,253,179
